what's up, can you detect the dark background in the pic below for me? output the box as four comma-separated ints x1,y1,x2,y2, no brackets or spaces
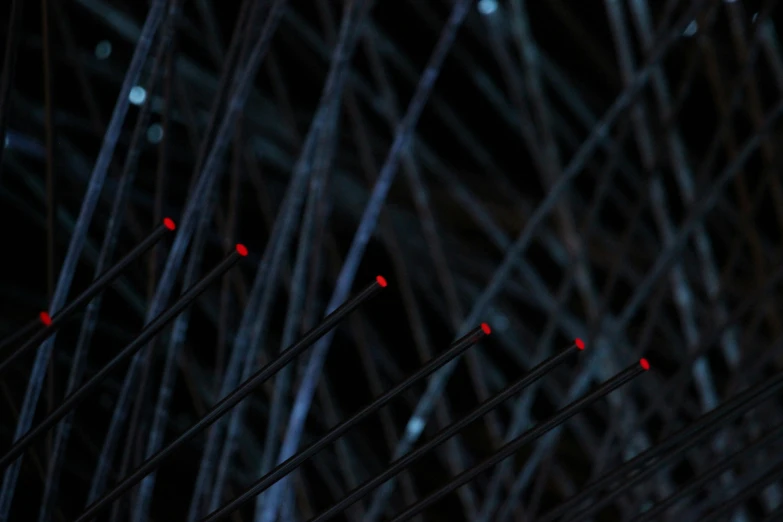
1,0,782,521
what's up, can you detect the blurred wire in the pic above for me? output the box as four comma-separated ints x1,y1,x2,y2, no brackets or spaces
2,0,783,521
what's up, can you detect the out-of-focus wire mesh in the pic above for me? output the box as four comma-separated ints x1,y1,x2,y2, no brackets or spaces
1,0,783,520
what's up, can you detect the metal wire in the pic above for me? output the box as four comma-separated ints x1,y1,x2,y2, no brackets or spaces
2,0,783,521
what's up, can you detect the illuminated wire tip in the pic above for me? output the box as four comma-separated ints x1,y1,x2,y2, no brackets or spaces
376,275,388,288
163,217,176,230
481,323,492,335
39,312,52,326
575,338,585,350
640,358,651,371
235,244,248,257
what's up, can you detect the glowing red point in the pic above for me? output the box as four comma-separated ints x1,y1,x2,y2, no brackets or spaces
575,338,585,350
481,323,492,335
235,244,248,257
640,358,650,371
163,217,176,231
376,275,388,288
39,311,52,326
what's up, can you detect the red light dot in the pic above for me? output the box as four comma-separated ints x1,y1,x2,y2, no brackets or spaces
163,217,176,231
39,311,52,326
575,338,585,350
235,244,248,257
376,275,388,288
640,358,650,371
481,323,492,335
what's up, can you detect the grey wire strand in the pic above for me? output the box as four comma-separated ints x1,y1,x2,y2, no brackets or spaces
0,1,167,518
85,0,288,503
131,189,218,522
363,2,708,515
35,5,179,519
264,1,474,520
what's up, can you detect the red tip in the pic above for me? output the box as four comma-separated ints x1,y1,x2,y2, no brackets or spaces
376,275,388,288
235,244,248,257
163,217,176,231
575,338,585,350
481,323,492,335
640,358,650,371
39,311,52,326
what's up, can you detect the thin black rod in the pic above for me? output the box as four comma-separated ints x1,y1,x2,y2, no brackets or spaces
634,422,783,521
700,462,783,521
0,219,177,376
306,341,585,522
0,245,242,471
390,361,649,522
0,315,47,354
73,277,388,522
563,401,783,521
201,324,495,522
538,371,783,522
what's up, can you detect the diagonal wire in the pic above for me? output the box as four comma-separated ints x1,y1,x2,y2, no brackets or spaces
262,1,474,520
364,2,708,516
184,1,361,516
84,0,288,503
0,1,167,518
36,4,182,520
